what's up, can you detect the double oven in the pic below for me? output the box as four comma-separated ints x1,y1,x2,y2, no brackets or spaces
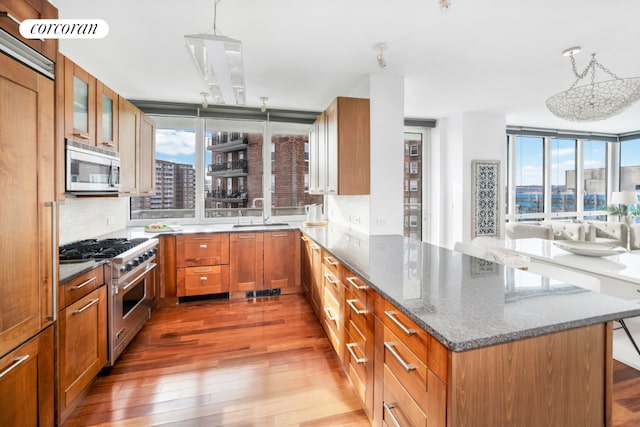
60,237,158,366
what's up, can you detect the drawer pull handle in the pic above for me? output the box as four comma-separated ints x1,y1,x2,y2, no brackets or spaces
346,276,366,290
271,233,288,237
101,141,116,147
0,11,20,25
199,244,208,248
311,244,320,251
193,269,212,273
346,299,366,315
238,235,255,239
301,236,308,242
383,402,402,427
193,237,212,240
200,277,208,281
385,311,416,336
74,132,91,139
324,256,338,266
72,298,100,315
71,276,97,290
323,307,338,322
346,343,367,364
0,355,30,379
384,342,416,372
323,273,339,286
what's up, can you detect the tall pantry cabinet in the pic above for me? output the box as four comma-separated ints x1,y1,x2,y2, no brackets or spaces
0,25,57,427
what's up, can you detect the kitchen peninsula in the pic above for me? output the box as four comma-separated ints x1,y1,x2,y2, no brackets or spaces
77,223,640,426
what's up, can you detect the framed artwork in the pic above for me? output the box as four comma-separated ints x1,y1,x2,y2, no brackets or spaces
471,160,500,239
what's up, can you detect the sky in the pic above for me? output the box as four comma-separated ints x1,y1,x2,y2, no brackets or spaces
515,137,640,186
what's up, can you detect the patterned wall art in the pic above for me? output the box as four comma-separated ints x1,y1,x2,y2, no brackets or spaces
471,160,500,239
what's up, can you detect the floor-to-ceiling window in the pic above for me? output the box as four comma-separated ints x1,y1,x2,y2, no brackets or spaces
583,140,607,213
550,138,576,213
621,138,640,194
404,130,425,240
514,136,544,218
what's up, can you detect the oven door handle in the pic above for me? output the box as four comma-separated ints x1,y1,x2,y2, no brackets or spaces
117,263,156,292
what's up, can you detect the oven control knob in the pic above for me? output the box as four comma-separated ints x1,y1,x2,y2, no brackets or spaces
125,261,135,271
119,264,128,273
131,259,140,267
137,255,145,264
142,252,149,260
150,248,158,255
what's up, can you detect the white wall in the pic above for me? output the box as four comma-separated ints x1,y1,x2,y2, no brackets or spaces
59,196,129,245
428,112,506,249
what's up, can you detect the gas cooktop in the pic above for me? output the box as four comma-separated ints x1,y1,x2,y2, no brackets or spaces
59,238,150,263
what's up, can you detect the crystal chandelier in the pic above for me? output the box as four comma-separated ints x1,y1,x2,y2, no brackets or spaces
546,47,640,122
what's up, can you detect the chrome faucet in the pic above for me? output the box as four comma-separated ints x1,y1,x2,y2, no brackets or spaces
251,198,269,224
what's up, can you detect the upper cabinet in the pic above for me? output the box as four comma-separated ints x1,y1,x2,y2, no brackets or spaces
96,81,119,151
61,55,119,152
118,97,156,196
309,97,370,195
0,0,58,61
63,56,96,144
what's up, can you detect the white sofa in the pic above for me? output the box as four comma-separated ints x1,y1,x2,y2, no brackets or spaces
630,224,640,251
505,220,628,248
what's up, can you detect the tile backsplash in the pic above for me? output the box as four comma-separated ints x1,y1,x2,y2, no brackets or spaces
59,196,129,245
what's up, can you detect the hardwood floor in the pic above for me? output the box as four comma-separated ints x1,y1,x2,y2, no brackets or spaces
62,293,640,427
61,294,369,427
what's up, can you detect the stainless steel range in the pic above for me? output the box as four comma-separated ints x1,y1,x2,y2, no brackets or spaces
59,237,158,366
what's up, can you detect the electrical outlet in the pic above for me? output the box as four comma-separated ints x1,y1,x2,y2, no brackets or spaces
376,217,386,225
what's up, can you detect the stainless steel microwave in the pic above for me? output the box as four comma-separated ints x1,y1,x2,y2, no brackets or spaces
66,139,120,193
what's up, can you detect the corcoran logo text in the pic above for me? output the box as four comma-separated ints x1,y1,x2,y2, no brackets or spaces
20,19,109,39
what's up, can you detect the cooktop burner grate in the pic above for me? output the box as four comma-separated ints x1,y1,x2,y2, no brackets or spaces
59,237,149,262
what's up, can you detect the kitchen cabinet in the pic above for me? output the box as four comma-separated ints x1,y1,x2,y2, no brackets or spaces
63,55,97,144
320,254,344,360
309,97,370,195
263,230,301,294
176,234,230,297
0,0,58,61
229,232,264,298
0,45,55,426
0,326,55,427
119,97,156,196
96,80,119,151
342,272,375,420
300,234,312,296
58,268,107,423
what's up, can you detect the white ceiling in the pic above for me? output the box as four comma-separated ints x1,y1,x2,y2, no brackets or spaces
51,0,640,133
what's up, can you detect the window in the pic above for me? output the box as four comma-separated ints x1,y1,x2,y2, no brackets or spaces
410,162,418,174
130,116,196,220
409,144,419,156
583,140,607,212
550,138,576,213
514,136,544,215
409,215,418,227
409,180,418,191
270,123,322,215
129,116,316,223
621,138,640,192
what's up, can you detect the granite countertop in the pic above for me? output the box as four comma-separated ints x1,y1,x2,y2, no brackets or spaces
59,223,640,352
300,225,640,352
59,259,107,284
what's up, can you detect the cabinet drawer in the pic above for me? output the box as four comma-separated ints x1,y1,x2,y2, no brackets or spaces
177,265,230,297
345,287,368,333
322,264,342,297
60,266,105,310
383,364,427,427
176,233,229,267
378,298,428,363
345,320,367,392
343,271,368,307
383,326,428,410
322,251,341,278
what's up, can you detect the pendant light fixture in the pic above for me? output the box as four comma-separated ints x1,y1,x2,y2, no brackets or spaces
546,47,640,122
185,0,246,105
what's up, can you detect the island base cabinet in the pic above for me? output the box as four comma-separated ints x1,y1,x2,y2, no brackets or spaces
177,265,230,297
448,322,610,427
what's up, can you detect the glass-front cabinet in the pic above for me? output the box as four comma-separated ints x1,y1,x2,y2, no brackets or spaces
96,82,119,152
64,56,96,144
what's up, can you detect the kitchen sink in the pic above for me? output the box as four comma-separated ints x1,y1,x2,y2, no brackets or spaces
232,222,290,228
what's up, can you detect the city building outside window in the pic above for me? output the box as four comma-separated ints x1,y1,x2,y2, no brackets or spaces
409,144,419,156
620,138,640,195
550,138,576,213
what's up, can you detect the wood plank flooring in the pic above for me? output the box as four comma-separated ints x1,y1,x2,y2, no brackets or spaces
62,293,640,427
61,294,369,427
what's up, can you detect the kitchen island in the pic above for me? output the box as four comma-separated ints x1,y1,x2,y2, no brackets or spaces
95,223,640,425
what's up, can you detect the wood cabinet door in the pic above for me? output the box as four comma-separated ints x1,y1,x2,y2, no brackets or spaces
59,286,107,420
300,234,311,295
309,241,323,315
118,97,139,195
263,230,300,293
138,111,156,195
0,327,54,427
229,232,264,294
316,111,327,194
96,81,119,152
177,265,230,297
64,56,96,144
0,53,55,356
325,99,338,194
